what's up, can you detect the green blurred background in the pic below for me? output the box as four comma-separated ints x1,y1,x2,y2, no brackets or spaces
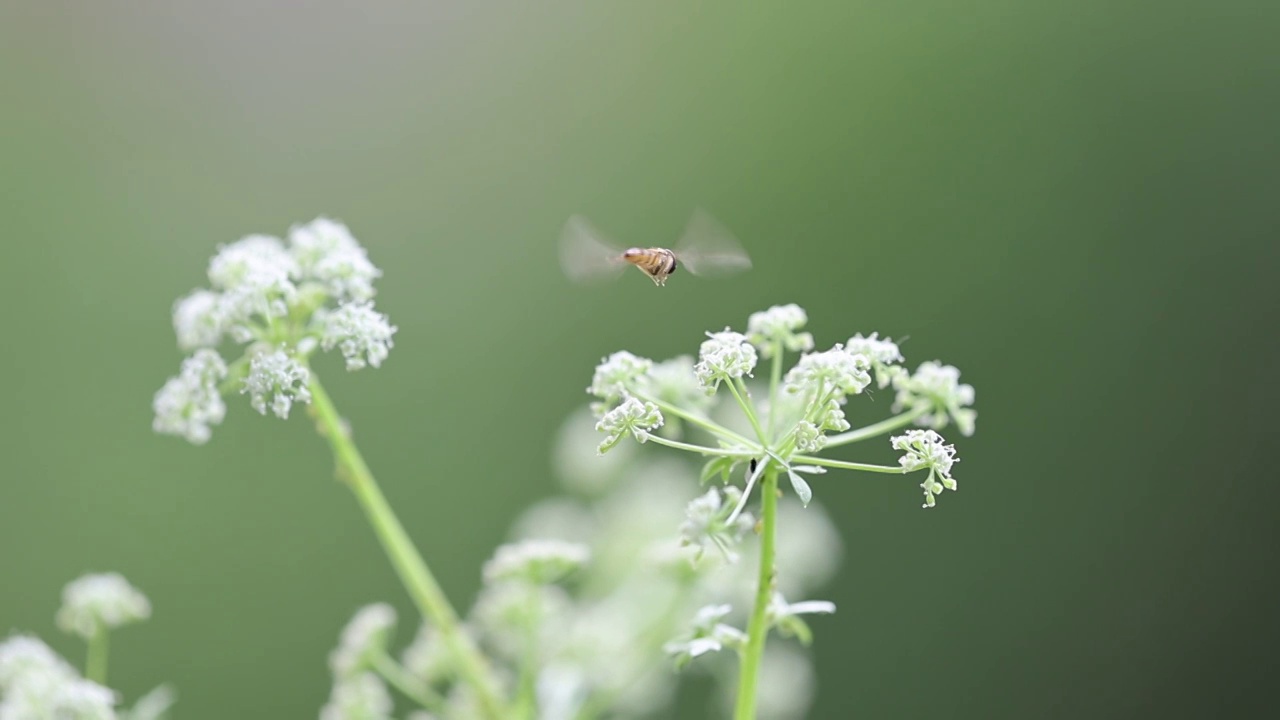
2,1,1277,717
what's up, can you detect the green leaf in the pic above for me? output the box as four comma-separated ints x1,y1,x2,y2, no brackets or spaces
699,456,739,486
786,468,813,506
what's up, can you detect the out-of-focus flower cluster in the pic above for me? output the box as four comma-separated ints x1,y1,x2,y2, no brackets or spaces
318,408,844,720
1,573,173,720
153,218,397,445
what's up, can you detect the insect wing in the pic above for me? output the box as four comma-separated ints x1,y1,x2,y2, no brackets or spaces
559,215,627,283
673,208,752,277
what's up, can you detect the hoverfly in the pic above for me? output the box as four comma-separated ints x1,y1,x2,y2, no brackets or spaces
559,208,752,286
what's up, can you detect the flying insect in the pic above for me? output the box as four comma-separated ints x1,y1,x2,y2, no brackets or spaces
559,209,751,286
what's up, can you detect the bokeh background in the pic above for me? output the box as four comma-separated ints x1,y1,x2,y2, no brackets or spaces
2,1,1277,718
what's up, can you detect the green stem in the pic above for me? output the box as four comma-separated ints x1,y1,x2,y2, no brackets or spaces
735,465,779,720
372,652,441,709
84,625,108,685
824,408,928,447
307,376,507,720
633,393,757,448
791,455,906,474
727,378,769,446
647,435,759,457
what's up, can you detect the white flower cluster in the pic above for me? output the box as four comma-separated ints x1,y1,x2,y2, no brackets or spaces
319,672,393,720
55,573,151,640
892,429,959,508
845,332,905,388
694,329,758,392
893,361,977,436
241,348,311,419
483,539,591,585
0,635,117,720
594,398,663,454
154,217,396,444
329,603,397,677
783,344,872,400
151,349,227,445
746,304,814,358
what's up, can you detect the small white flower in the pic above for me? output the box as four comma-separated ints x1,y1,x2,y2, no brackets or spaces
319,672,393,720
784,344,872,400
329,603,397,678
679,487,754,563
0,636,117,720
746,304,814,358
172,289,226,351
55,573,151,639
766,591,835,645
288,217,382,302
891,429,959,508
241,348,311,419
893,361,977,436
206,234,298,329
152,349,228,445
594,397,663,454
694,329,757,392
318,302,397,371
846,332,905,388
0,635,75,688
663,604,747,669
483,540,590,585
587,351,653,414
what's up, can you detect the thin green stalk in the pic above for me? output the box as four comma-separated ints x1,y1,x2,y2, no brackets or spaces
735,465,779,720
825,408,928,447
727,379,769,446
307,376,507,720
791,455,906,474
633,393,757,448
372,652,441,709
84,625,108,685
647,435,759,457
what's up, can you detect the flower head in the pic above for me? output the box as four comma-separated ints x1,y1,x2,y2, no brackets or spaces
0,635,117,720
152,349,228,444
55,573,151,640
172,289,226,351
289,217,382,302
845,332,905,388
241,348,311,419
207,235,299,335
891,429,959,507
318,302,397,371
783,345,872,401
319,672,393,720
746,304,815,358
587,351,653,415
402,623,452,684
483,540,590,585
893,361,977,436
594,397,663,454
329,603,397,678
694,329,757,392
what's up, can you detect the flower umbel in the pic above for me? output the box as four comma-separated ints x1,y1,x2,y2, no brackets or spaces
893,361,977,436
892,429,960,507
152,217,396,444
694,329,757,392
55,573,152,640
595,397,663,454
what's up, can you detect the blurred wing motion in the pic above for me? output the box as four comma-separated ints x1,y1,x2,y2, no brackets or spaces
560,215,627,284
673,208,752,277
